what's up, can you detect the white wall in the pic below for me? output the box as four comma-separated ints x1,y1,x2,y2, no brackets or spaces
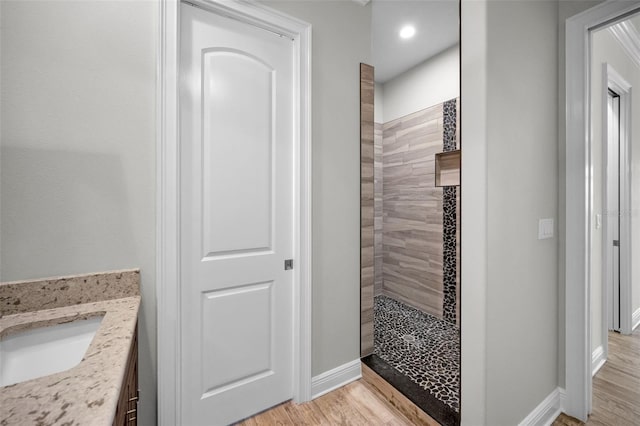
469,1,559,424
374,82,384,124
0,1,157,424
261,0,372,377
381,45,459,123
590,27,640,348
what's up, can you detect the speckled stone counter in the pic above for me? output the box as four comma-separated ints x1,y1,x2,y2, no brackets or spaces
0,270,140,425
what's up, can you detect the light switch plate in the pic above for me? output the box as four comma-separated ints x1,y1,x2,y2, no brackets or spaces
538,218,554,240
595,214,602,229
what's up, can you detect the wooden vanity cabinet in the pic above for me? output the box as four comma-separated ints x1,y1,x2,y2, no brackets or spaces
113,324,139,426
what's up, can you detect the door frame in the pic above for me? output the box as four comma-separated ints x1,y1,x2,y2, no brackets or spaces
156,1,312,424
565,0,639,420
601,63,632,344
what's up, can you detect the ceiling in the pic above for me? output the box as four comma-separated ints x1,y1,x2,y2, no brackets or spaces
372,0,459,84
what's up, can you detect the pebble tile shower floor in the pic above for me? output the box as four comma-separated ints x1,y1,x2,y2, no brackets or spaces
374,295,460,412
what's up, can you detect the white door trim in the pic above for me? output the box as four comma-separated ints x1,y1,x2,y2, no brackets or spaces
156,1,312,424
602,63,633,339
565,1,640,421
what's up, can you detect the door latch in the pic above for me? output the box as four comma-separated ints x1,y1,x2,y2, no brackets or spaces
284,259,293,270
613,240,620,247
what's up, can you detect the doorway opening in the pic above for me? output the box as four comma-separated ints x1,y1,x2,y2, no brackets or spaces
605,88,622,334
360,2,460,425
565,1,640,420
590,22,635,384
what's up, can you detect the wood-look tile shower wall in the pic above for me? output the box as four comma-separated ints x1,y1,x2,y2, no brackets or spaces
362,74,461,357
360,64,375,357
374,122,384,297
380,104,447,319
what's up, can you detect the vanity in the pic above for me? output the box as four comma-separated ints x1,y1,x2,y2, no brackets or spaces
0,270,140,425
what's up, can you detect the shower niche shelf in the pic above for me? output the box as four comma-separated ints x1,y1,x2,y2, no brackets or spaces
435,150,460,187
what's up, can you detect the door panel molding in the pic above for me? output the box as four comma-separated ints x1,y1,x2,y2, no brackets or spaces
157,1,312,424
200,48,275,258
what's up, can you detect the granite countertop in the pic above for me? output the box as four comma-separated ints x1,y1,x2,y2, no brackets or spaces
0,270,140,426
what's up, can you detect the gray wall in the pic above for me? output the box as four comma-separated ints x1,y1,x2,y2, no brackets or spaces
461,0,562,424
1,1,373,423
0,1,157,424
460,1,488,422
261,0,372,376
485,2,559,423
5,0,612,424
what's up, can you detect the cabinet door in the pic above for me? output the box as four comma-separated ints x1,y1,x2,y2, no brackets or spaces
113,324,138,426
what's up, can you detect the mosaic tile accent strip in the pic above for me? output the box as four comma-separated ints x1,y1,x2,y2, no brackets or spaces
443,99,457,151
374,295,460,412
442,98,458,324
442,186,457,323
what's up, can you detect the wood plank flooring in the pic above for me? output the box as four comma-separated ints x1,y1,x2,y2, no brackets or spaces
236,363,439,425
241,325,640,425
242,325,640,425
553,327,640,425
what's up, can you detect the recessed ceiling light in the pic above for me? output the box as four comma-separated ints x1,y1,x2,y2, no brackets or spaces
399,25,416,40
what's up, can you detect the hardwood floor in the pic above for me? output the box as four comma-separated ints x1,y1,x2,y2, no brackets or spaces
236,363,439,425
242,326,640,425
553,327,640,425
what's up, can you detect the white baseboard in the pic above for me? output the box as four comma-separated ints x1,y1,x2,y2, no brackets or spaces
559,388,566,412
311,359,362,399
592,345,606,376
633,307,640,331
518,387,566,426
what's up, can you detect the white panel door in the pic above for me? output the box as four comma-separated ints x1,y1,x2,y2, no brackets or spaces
180,3,294,425
606,90,621,332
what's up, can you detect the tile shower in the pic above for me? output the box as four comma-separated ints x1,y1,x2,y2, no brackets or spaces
362,96,460,426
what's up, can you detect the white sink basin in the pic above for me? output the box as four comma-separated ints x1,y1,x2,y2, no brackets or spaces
0,316,103,387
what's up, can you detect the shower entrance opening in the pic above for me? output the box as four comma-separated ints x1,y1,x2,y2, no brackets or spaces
359,62,461,426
